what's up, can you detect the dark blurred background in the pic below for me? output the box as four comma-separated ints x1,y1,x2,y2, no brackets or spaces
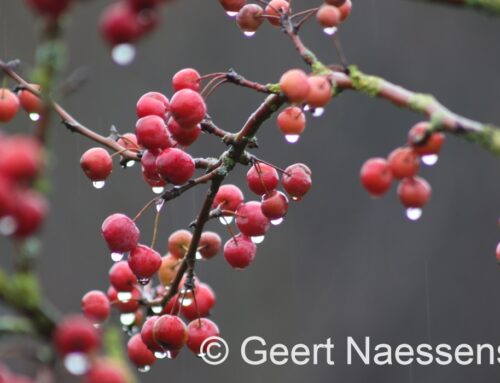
2,0,500,382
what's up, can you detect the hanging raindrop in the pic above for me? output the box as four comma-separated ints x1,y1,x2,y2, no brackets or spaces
323,26,338,36
151,305,162,314
155,199,165,212
0,216,17,236
225,11,237,17
64,353,90,376
29,112,40,122
243,31,256,37
271,218,284,226
312,107,325,117
219,216,233,225
126,160,135,168
138,365,151,373
117,291,132,302
138,278,150,286
252,236,265,244
421,154,438,166
406,208,423,221
111,252,124,262
155,351,168,359
120,313,136,326
285,134,300,144
152,186,164,194
92,181,106,189
112,44,136,66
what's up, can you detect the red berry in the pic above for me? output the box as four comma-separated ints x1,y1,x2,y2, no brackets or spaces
224,234,257,269
236,201,271,237
172,68,201,92
127,334,156,368
80,148,113,182
117,133,140,150
81,290,110,323
107,286,141,313
277,106,306,136
0,135,42,182
282,163,312,200
387,147,420,179
213,184,244,214
186,318,220,355
306,76,332,108
170,89,207,128
135,116,172,151
246,163,279,196
12,190,48,238
53,315,100,356
199,231,222,259
261,191,288,220
360,158,393,197
279,69,310,104
397,177,431,208
102,213,140,253
25,0,72,17
128,244,162,282
338,0,352,21
109,261,138,292
168,229,192,259
99,2,142,45
156,148,195,185
167,119,201,147
153,315,188,351
265,0,290,26
141,316,164,352
0,89,19,123
84,363,126,383
136,92,170,118
158,253,180,286
141,150,162,182
236,4,264,33
18,85,44,114
408,122,445,156
219,0,246,13
316,5,341,28
181,282,216,320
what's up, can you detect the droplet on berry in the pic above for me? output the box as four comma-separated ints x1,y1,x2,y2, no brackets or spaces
406,207,423,221
117,291,133,302
138,366,151,373
312,107,325,117
112,43,136,66
251,235,265,244
323,26,338,35
29,112,41,122
285,134,300,143
111,252,124,262
120,313,136,326
93,181,106,189
422,154,439,166
271,218,284,226
152,186,164,194
64,353,90,376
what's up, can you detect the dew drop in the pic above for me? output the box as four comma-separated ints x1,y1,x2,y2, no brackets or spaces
92,180,106,189
291,196,302,202
285,134,300,144
112,43,136,66
117,291,132,302
151,305,163,314
196,251,203,260
406,207,423,221
64,353,90,376
303,105,311,112
29,112,40,122
111,252,124,262
138,365,151,373
155,351,168,359
422,154,438,166
126,160,135,168
243,31,256,37
323,26,338,36
252,235,265,244
152,186,164,194
165,351,173,359
225,11,238,17
155,199,165,212
181,297,193,307
138,278,150,286
120,313,136,326
312,107,325,117
0,216,17,236
271,218,284,226
219,215,233,225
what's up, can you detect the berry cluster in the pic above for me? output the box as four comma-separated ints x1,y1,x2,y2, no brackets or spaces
360,121,445,220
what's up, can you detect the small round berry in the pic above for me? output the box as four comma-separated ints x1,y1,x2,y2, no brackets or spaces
168,229,192,259
181,283,216,320
282,163,312,200
141,150,162,182
387,147,420,180
219,0,246,13
397,177,431,208
141,316,163,352
153,315,188,351
172,68,201,92
224,234,257,269
246,163,279,196
265,0,290,26
306,76,332,108
261,191,289,220
279,69,310,104
0,89,19,123
407,122,445,156
102,213,140,253
117,133,140,150
236,4,264,33
199,231,222,259
128,244,162,282
53,315,100,356
360,158,393,197
156,148,195,185
0,135,42,182
18,85,44,114
84,362,126,383
25,0,72,17
167,119,201,147
81,291,111,323
170,89,207,128
236,201,271,237
99,2,142,45
127,334,156,368
277,106,306,136
80,148,113,182
135,115,172,151
158,254,180,286
107,286,141,313
136,92,170,118
338,0,352,21
213,184,244,213
109,261,138,292
12,190,48,238
316,4,341,28
186,318,220,355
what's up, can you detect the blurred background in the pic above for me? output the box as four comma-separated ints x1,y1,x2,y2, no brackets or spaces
2,0,500,382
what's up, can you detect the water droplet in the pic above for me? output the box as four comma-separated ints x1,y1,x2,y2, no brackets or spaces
138,278,150,286
422,154,438,166
138,365,151,373
303,105,311,112
285,134,300,144
225,11,237,17
155,199,165,212
181,297,193,307
151,305,163,314
271,218,284,226
152,186,164,194
312,107,325,117
111,252,124,262
196,251,203,260
0,216,17,236
165,350,173,359
64,353,90,376
219,215,233,225
323,26,338,36
252,235,265,244
112,43,136,66
117,291,132,302
243,31,256,37
291,196,302,202
155,351,168,359
92,180,106,189
120,313,136,326
93,323,101,329
29,112,40,122
126,160,135,168
406,207,423,221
